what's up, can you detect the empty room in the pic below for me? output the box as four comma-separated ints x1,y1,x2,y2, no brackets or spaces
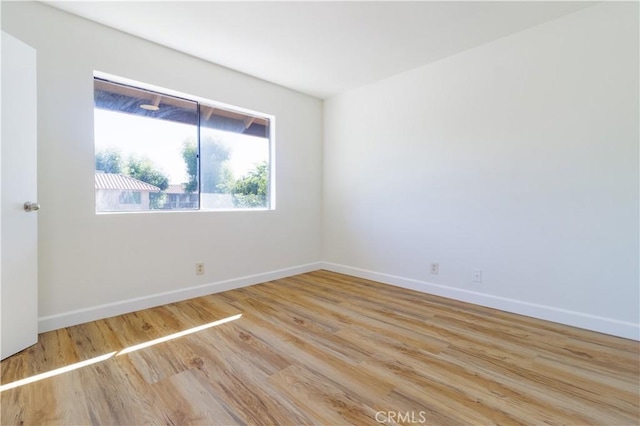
1,1,638,425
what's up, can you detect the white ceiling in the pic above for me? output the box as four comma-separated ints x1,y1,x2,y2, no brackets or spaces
45,1,594,99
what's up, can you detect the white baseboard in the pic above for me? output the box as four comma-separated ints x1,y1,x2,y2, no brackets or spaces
320,262,639,341
39,260,639,341
38,262,323,333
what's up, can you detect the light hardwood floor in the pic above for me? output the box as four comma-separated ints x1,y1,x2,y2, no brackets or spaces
1,270,638,425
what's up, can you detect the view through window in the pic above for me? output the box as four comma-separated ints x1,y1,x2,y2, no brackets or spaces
94,77,272,212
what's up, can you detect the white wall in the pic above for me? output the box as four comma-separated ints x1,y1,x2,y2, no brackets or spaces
1,2,323,330
323,3,639,339
1,2,637,340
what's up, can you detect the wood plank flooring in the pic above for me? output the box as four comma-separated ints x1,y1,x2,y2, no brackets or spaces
1,270,638,425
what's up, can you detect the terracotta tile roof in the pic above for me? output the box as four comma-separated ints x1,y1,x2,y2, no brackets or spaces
95,173,160,192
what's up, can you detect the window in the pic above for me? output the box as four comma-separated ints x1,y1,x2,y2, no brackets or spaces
94,76,273,213
119,191,141,205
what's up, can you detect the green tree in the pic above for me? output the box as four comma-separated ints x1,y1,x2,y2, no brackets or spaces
181,139,198,193
232,162,269,208
181,137,231,194
125,154,169,191
217,163,236,193
201,137,231,193
95,148,123,173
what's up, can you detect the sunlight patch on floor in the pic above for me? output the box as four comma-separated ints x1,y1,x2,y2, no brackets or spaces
0,313,242,392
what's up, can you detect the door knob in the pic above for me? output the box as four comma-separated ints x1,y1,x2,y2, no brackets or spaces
24,202,40,212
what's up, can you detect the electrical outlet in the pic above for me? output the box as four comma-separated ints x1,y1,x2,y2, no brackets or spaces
472,269,482,283
196,262,205,275
430,262,439,275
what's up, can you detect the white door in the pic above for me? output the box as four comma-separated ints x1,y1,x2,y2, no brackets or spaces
1,32,38,360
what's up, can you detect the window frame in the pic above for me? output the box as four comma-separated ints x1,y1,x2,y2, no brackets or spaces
93,71,276,214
